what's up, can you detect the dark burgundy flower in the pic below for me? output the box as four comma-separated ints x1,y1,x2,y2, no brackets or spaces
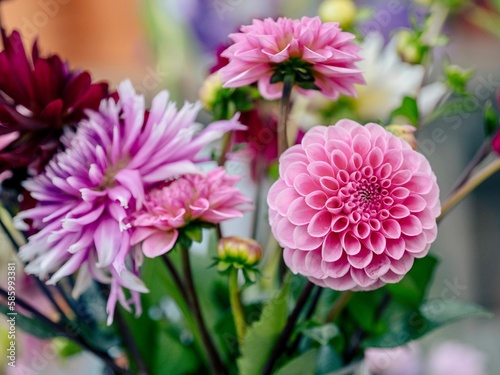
235,106,304,180
0,29,109,175
209,44,230,74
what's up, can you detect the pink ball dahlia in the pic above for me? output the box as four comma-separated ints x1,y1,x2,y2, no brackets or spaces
129,167,252,258
16,81,243,323
267,119,440,291
219,17,364,100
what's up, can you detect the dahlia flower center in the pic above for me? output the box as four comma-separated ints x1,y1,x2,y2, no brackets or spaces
348,177,387,214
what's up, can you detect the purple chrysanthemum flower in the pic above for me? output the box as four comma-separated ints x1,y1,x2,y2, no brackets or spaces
16,80,243,323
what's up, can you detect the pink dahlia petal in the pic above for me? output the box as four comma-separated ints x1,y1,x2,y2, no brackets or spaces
219,16,364,100
129,167,251,256
17,81,242,324
268,120,440,291
142,231,179,258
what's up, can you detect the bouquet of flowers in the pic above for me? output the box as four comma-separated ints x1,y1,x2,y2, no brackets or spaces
1,0,499,374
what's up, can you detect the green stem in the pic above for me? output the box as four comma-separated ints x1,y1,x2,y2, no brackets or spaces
421,3,449,46
160,255,207,369
218,132,232,166
216,98,232,166
326,291,353,323
262,281,315,375
180,247,226,375
448,138,491,195
277,75,295,157
229,268,246,345
438,157,500,223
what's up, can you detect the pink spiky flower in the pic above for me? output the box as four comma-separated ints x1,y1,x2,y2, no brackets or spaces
219,16,364,100
129,167,252,258
16,81,243,323
267,119,440,291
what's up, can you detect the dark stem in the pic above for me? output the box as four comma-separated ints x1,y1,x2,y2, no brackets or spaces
161,254,191,308
0,218,69,322
344,292,392,364
216,224,224,240
250,171,263,240
114,308,150,375
287,285,323,354
262,281,315,375
57,279,96,326
277,75,294,157
0,288,132,375
326,291,353,323
32,278,69,320
180,247,226,375
449,138,491,195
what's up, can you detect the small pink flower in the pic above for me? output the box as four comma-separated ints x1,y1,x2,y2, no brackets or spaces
219,17,364,100
267,119,440,291
130,167,252,258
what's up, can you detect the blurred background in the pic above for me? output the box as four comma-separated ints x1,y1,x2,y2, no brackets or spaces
1,0,499,374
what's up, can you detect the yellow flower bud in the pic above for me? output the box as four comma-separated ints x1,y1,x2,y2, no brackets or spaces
199,72,223,112
385,124,418,150
319,0,357,29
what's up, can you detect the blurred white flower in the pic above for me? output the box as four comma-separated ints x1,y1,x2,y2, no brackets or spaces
355,32,447,122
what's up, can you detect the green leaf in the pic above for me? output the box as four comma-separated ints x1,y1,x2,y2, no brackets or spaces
237,278,290,375
296,81,321,91
268,163,279,181
270,71,284,84
484,100,499,137
386,255,439,309
153,329,200,375
363,299,492,348
184,224,203,243
316,345,344,374
493,0,500,12
0,305,61,340
391,96,419,126
54,337,82,358
302,324,339,346
274,349,319,375
346,290,386,334
77,321,120,353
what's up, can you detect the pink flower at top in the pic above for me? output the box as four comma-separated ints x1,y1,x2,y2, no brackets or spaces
219,17,364,100
267,119,440,291
129,167,252,258
16,81,243,324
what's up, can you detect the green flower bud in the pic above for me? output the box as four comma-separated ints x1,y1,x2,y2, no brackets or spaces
396,29,428,65
217,236,263,270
